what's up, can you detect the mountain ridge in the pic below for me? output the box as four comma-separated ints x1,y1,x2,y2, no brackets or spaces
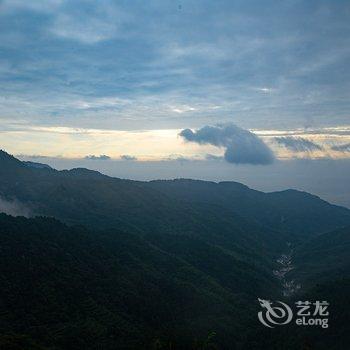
1,150,350,239
1,150,350,349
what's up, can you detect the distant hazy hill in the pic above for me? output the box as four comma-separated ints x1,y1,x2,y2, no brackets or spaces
1,150,349,241
1,149,349,275
0,151,286,264
147,179,350,237
22,161,52,169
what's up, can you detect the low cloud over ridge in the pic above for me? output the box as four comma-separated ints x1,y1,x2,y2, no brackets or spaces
85,154,111,160
120,155,137,161
179,123,275,165
0,197,31,217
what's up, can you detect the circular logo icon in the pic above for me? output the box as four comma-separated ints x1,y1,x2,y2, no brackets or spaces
258,298,293,328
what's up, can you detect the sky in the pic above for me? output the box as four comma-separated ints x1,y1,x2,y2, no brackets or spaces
1,0,350,206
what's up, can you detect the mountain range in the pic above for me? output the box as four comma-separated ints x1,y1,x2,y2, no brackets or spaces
0,150,349,349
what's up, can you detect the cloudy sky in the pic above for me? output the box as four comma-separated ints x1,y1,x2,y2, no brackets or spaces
1,0,350,205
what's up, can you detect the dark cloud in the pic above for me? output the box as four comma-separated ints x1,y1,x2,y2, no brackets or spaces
180,124,275,165
84,154,111,160
120,155,137,161
274,137,323,152
331,143,350,152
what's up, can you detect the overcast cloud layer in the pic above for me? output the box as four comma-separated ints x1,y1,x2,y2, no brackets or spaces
0,0,350,133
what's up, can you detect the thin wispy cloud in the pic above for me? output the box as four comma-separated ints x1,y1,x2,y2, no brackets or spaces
205,154,224,161
166,154,194,162
120,155,137,161
85,155,111,160
331,143,350,153
274,137,323,152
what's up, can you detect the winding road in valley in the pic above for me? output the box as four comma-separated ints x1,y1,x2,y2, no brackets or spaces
273,243,301,297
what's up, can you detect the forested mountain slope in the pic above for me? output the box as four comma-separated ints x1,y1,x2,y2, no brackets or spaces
147,179,350,237
288,226,350,288
1,150,350,349
0,214,276,349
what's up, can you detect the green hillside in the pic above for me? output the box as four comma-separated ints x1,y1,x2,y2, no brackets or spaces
0,214,274,349
289,226,350,288
0,150,350,349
